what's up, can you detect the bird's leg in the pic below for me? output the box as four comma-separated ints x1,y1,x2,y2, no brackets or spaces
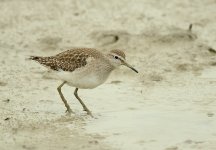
57,81,73,114
74,88,93,117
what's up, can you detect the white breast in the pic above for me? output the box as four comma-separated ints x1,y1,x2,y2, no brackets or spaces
55,59,114,89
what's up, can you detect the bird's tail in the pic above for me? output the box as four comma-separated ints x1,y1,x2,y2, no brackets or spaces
27,56,57,70
29,56,41,61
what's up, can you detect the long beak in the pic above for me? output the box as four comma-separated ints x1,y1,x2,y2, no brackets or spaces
123,61,138,73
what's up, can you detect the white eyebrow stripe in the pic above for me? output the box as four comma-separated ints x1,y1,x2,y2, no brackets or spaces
111,53,125,61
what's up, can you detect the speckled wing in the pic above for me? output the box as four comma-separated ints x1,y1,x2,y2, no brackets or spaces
30,48,100,72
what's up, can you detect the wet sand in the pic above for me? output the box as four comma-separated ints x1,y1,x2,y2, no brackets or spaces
0,0,216,150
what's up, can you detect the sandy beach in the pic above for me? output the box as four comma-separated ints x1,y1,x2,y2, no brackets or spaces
1,0,216,150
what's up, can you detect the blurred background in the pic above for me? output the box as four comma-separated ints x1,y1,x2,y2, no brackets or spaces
0,0,216,150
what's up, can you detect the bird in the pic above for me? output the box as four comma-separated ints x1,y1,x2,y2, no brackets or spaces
30,48,138,117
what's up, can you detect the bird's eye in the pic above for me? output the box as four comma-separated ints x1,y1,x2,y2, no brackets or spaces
114,56,118,59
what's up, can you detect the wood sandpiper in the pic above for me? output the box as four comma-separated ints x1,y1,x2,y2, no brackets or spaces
30,48,138,117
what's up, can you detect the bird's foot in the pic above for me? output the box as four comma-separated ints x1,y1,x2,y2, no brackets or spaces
83,108,93,118
87,111,94,118
65,108,74,116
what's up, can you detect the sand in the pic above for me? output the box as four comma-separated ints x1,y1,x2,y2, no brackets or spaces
1,0,216,150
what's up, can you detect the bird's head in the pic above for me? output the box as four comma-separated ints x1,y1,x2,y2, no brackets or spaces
107,49,138,73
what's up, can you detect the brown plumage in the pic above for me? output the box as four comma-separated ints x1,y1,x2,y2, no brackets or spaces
30,48,103,72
